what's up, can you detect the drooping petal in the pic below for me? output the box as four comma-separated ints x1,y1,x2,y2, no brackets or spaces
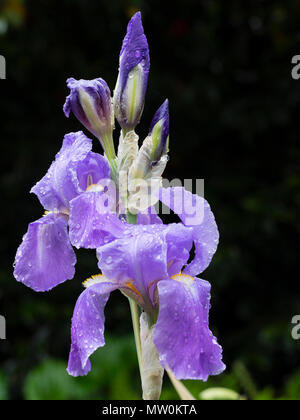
31,131,92,212
67,280,119,377
97,230,169,310
159,187,219,276
13,213,76,292
154,275,225,381
69,190,125,249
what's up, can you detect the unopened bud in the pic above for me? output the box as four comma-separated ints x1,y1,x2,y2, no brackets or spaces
64,77,116,163
149,99,169,163
113,12,150,131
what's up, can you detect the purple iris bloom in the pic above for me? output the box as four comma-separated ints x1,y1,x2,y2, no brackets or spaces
113,12,150,130
13,131,113,291
67,187,225,381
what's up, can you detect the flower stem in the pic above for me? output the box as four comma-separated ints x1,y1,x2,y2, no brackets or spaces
128,297,142,376
126,211,142,379
126,211,138,225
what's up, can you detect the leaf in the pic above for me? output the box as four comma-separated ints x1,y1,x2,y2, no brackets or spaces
199,387,243,400
24,359,87,400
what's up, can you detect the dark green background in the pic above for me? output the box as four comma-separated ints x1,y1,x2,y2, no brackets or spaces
0,0,300,399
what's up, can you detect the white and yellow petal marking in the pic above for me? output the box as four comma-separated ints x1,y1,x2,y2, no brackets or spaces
83,274,109,288
85,173,104,192
170,273,195,287
37,224,47,268
86,183,104,192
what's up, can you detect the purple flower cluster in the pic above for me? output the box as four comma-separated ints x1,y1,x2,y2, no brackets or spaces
13,12,225,382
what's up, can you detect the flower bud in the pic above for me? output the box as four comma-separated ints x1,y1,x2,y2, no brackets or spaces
113,12,150,131
63,78,116,162
149,99,169,163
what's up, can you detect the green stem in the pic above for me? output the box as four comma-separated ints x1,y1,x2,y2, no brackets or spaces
129,298,142,376
126,211,138,225
101,133,118,182
126,211,142,379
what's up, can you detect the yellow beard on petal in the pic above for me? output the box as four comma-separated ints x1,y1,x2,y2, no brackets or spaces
86,183,104,192
170,273,195,286
82,274,107,288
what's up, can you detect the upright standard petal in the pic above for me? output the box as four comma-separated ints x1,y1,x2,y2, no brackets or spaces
164,223,194,277
113,12,150,130
67,281,119,377
159,187,219,276
69,190,125,249
74,151,111,193
97,229,169,311
13,213,76,292
154,275,225,381
31,131,92,212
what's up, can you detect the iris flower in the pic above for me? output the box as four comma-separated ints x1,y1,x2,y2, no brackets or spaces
68,187,225,381
13,131,113,291
13,11,225,398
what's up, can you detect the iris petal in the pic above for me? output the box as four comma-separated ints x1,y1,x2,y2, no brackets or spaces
164,223,193,277
67,281,118,377
137,205,163,225
159,187,219,276
69,191,125,249
75,151,110,193
31,131,92,212
13,213,76,291
97,230,168,310
154,277,225,380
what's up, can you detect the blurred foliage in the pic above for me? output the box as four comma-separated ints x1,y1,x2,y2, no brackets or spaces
17,336,300,400
23,336,140,400
0,0,26,34
0,369,8,400
0,0,300,400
